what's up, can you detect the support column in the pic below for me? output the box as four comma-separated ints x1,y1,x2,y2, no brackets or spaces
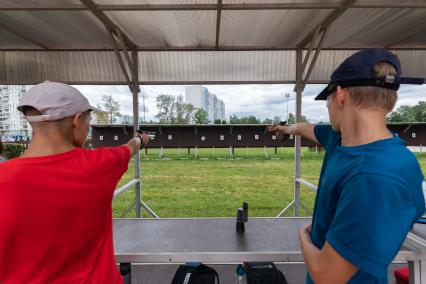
294,49,303,217
131,49,142,218
86,0,158,218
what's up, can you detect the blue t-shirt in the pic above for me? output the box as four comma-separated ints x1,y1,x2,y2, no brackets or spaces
307,125,425,284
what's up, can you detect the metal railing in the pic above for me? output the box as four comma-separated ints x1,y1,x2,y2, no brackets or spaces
113,178,159,219
276,177,318,217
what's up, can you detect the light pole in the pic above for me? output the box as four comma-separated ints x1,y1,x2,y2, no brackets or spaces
141,91,146,123
285,93,290,123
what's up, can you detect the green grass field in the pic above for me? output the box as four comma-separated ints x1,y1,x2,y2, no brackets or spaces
112,148,426,218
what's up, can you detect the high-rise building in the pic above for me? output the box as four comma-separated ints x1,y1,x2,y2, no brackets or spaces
90,110,109,125
0,85,31,138
185,86,225,123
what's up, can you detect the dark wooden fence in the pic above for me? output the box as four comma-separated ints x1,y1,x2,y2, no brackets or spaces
91,123,426,149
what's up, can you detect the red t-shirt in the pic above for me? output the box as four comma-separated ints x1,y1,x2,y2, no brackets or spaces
0,145,131,284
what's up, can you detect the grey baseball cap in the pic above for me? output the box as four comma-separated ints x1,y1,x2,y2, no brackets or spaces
18,81,99,122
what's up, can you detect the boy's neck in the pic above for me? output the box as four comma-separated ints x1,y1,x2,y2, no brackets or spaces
22,134,76,158
340,109,392,147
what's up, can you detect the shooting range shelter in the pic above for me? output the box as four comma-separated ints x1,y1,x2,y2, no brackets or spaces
92,124,314,148
93,122,426,148
1,1,426,283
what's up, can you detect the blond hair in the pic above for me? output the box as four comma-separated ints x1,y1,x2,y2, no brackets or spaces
347,62,397,113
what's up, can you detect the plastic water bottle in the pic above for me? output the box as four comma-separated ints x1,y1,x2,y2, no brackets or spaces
235,264,247,284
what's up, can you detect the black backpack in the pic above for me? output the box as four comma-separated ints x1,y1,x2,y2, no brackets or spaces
171,264,220,284
244,262,288,284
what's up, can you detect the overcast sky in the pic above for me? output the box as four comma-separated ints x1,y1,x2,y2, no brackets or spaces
74,84,426,123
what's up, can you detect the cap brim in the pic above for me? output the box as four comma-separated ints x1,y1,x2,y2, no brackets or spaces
314,86,330,101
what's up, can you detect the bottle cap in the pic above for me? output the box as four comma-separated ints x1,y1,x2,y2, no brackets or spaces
236,264,245,276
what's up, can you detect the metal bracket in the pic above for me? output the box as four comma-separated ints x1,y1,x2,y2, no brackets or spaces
120,201,137,218
296,178,318,191
294,0,356,91
109,28,139,93
114,179,140,198
215,0,223,49
276,200,295,217
404,124,413,133
276,179,317,217
141,201,160,218
293,26,329,93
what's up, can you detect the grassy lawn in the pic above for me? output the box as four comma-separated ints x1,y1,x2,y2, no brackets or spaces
113,148,426,218
113,147,321,218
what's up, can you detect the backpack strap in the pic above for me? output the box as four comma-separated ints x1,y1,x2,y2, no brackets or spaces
194,264,220,284
243,262,253,283
213,268,220,284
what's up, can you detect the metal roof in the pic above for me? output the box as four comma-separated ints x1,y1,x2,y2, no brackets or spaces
1,0,426,84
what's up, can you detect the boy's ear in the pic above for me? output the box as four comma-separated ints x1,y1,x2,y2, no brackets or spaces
71,113,84,128
335,86,349,108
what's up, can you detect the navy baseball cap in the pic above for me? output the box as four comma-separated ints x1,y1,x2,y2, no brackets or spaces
315,49,424,100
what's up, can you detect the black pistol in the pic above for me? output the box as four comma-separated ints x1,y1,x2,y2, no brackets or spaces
236,202,249,234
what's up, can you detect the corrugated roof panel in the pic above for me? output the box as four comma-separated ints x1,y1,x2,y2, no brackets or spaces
95,0,216,4
2,50,424,85
393,50,426,77
307,50,357,82
0,11,112,49
220,9,332,48
307,50,426,82
138,50,295,83
0,52,5,83
2,51,125,84
223,0,343,4
325,8,426,48
0,29,39,49
106,11,216,47
1,0,82,4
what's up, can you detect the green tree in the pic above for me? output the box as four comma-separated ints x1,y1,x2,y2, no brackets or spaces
229,115,260,124
4,144,26,159
101,95,121,124
388,101,426,122
155,94,195,124
272,116,281,124
406,102,426,121
155,94,175,123
262,118,273,124
194,108,209,124
229,114,239,124
175,95,195,124
183,104,195,124
238,117,249,124
214,119,222,124
247,115,260,124
287,113,308,124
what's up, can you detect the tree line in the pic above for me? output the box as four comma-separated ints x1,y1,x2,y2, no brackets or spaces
155,94,309,124
96,94,309,125
229,113,308,124
97,93,426,125
387,101,426,122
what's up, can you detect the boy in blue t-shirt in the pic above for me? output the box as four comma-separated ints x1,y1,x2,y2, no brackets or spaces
274,49,425,283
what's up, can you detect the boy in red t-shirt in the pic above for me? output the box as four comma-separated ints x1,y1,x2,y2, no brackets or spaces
0,82,149,284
